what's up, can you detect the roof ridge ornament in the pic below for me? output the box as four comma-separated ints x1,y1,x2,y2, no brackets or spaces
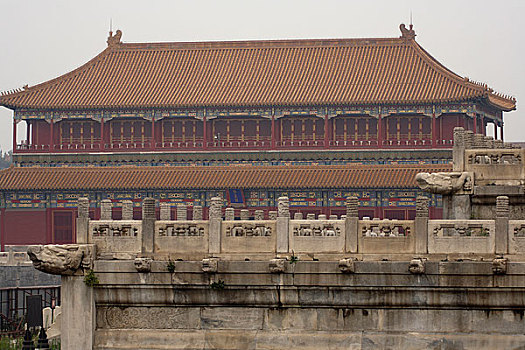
399,23,416,40
107,29,122,47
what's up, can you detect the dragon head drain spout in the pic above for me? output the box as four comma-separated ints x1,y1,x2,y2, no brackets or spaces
416,172,472,195
27,244,94,275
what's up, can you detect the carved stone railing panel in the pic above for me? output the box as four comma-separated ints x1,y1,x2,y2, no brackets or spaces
290,220,345,253
155,220,209,254
358,219,415,254
428,220,495,254
222,220,276,253
89,220,142,254
509,220,525,254
464,149,524,185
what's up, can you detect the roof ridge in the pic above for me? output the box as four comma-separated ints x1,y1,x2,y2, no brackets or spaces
8,164,452,172
115,37,408,51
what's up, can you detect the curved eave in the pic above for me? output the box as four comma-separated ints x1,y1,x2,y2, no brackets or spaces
0,96,494,112
486,94,516,112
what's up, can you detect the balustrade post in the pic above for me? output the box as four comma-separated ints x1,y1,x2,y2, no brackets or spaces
345,196,359,253
255,210,264,220
122,200,133,220
495,196,509,255
177,204,187,221
415,196,430,254
452,127,466,172
240,209,249,220
61,275,95,349
208,197,223,254
76,197,90,244
159,202,171,221
141,198,156,255
276,196,290,253
225,207,234,221
100,199,112,220
193,205,203,220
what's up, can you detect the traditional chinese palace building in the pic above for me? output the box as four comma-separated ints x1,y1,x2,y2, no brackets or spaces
0,25,515,248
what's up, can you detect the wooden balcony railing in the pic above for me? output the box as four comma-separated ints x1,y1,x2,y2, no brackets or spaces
14,137,455,154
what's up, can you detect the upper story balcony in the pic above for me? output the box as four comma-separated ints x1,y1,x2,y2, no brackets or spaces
12,113,491,154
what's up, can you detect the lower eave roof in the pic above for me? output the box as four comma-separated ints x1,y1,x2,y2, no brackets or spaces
0,164,452,191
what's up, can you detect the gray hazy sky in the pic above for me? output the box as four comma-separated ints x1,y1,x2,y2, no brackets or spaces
1,0,524,152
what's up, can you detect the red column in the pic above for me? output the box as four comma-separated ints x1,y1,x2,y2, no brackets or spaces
324,115,329,148
1,208,5,252
494,122,498,139
431,113,437,146
151,117,156,150
481,115,485,136
203,115,208,150
271,115,276,149
377,115,382,148
500,122,504,141
473,114,478,134
100,117,104,150
49,120,54,151
26,121,30,145
12,119,17,152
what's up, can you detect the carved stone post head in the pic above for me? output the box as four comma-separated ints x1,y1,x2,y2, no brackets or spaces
464,131,474,149
268,211,277,220
240,209,250,221
225,207,235,221
177,204,187,221
484,136,494,149
142,198,156,220
346,196,359,218
122,200,133,221
473,134,486,149
453,127,465,149
100,199,113,220
254,210,264,221
193,206,203,221
159,202,171,221
294,212,303,220
209,197,223,220
416,196,430,218
278,197,290,218
496,196,510,218
78,197,90,219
